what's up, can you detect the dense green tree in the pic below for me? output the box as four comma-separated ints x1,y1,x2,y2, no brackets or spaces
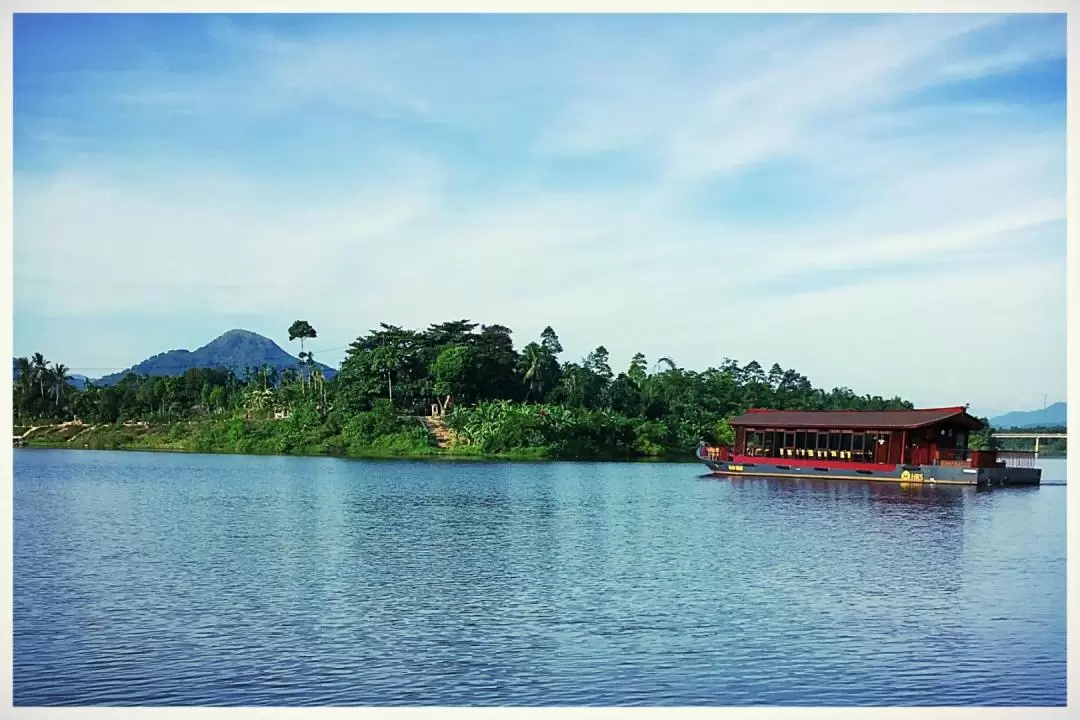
16,316,923,459
431,344,472,414
968,418,1000,451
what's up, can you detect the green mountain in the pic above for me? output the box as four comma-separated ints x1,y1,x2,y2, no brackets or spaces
989,402,1067,429
93,329,337,386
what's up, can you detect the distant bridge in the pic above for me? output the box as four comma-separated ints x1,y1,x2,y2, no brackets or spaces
994,432,1067,456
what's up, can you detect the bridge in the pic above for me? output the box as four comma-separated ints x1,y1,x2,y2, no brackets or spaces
993,432,1067,456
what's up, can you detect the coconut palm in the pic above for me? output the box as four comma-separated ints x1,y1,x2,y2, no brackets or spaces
521,343,546,403
30,352,48,399
14,356,33,422
298,351,310,394
14,357,31,390
51,363,70,416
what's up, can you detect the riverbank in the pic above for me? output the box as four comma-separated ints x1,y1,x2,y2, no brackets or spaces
14,420,696,463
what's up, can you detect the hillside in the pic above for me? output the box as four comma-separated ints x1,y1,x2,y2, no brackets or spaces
92,329,337,386
989,402,1067,429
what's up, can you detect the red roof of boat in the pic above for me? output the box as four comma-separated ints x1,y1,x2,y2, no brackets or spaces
728,406,985,431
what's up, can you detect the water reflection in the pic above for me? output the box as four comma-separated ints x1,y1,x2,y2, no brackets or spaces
709,473,971,599
13,450,1066,707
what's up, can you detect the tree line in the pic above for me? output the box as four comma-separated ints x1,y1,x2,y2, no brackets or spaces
13,318,916,459
969,424,1067,456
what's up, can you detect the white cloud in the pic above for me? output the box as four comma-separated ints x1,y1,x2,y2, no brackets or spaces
13,14,1066,410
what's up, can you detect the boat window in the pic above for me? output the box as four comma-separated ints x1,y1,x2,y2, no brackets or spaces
784,432,795,448
841,433,852,451
852,434,865,451
829,432,841,450
764,431,775,456
817,433,829,450
795,431,807,449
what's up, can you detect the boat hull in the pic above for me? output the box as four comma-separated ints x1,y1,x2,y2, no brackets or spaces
699,457,1041,487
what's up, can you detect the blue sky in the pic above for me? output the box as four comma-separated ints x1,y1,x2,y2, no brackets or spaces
12,12,1066,415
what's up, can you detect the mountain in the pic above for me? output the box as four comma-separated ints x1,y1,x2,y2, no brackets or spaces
92,329,337,386
989,402,1067,429
12,358,90,389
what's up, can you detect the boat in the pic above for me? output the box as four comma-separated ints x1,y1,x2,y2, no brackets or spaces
696,406,1041,487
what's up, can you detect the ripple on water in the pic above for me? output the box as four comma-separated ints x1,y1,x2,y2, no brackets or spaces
13,451,1068,706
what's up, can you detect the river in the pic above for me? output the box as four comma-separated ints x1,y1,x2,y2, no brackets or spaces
13,450,1067,706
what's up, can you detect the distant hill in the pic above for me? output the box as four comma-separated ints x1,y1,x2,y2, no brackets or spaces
12,357,90,389
92,329,337,386
989,402,1067,429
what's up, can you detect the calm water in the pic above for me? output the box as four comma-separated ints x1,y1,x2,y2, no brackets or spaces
13,450,1067,706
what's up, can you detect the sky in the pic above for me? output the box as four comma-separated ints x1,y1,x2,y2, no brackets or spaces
12,12,1067,416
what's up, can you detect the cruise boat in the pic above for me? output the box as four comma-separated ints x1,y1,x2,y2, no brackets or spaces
696,406,1041,487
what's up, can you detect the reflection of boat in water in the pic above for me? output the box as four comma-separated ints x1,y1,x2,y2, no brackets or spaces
697,407,1041,488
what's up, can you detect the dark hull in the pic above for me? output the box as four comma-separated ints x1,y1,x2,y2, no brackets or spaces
698,456,1041,488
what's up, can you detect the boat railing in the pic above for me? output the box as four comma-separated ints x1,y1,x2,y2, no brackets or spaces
934,448,972,467
698,444,731,462
995,450,1038,468
934,448,1037,469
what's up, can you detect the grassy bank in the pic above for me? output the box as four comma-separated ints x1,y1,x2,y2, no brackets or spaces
18,419,694,463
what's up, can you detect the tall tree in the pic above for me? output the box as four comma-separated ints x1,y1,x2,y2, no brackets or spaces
52,363,70,415
431,344,471,414
14,356,33,422
540,326,563,356
520,343,546,403
31,352,48,399
288,320,318,391
627,353,648,389
288,320,318,353
472,324,520,401
655,356,677,373
14,356,31,392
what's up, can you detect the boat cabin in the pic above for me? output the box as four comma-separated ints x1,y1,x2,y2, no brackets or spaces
727,406,986,466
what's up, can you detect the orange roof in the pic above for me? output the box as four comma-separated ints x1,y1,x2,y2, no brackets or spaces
729,407,985,431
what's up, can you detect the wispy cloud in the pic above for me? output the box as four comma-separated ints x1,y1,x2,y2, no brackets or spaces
12,13,1066,411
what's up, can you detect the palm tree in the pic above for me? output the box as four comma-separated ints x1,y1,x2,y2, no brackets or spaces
521,343,545,403
30,352,48,399
52,364,70,416
298,351,310,395
14,357,31,390
14,357,32,422
655,357,677,373
312,367,326,410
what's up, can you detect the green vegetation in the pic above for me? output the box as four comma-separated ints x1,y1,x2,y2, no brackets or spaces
968,418,1000,451
969,422,1067,456
13,319,916,461
998,425,1067,456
